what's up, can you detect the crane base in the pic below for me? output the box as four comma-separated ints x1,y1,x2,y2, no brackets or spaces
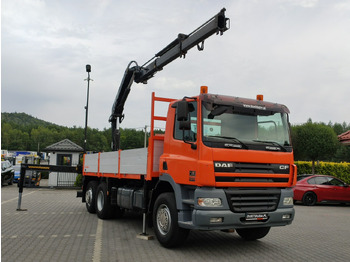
137,233,154,240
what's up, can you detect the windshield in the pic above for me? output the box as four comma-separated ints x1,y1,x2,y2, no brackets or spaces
202,103,291,149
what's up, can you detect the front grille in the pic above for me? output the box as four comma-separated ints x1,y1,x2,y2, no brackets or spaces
214,162,290,174
216,177,289,183
214,162,291,184
224,188,281,213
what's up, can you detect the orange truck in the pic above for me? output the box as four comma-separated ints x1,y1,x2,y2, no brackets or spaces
79,9,297,247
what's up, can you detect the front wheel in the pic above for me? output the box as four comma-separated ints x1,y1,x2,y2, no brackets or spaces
153,192,189,248
85,181,98,213
236,227,271,241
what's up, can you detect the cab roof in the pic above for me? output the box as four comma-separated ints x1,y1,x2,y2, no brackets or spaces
200,93,290,114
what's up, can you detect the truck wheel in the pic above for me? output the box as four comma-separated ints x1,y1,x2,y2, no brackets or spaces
85,181,98,213
302,192,317,206
236,227,270,241
96,182,112,219
153,192,189,248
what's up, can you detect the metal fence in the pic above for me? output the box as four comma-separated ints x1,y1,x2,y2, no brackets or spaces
56,172,78,187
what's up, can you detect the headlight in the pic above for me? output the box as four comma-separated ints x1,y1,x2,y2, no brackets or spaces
197,197,222,207
283,197,293,206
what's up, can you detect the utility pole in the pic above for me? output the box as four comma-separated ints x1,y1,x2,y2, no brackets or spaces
144,125,148,148
84,64,92,153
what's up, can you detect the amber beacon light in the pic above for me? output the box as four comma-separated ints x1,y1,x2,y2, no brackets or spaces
256,94,264,101
200,86,208,94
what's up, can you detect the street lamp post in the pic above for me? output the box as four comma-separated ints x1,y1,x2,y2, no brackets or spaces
84,64,92,153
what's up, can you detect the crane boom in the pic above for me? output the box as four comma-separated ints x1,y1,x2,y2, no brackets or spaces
110,8,230,150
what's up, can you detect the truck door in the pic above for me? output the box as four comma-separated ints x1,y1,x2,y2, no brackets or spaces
164,101,199,185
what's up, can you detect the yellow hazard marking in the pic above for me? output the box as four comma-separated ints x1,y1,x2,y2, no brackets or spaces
28,166,50,170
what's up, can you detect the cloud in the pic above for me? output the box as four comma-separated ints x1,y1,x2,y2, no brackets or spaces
2,0,350,130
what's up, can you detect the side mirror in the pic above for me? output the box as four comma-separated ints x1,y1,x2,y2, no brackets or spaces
176,100,189,121
179,120,191,131
176,100,191,130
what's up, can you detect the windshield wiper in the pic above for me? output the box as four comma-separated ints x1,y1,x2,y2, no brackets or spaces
253,140,287,152
206,136,248,149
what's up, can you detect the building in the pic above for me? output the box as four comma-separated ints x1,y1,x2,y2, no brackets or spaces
44,139,83,187
338,131,350,146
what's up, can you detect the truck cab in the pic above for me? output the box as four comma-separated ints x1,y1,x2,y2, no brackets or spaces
154,88,296,242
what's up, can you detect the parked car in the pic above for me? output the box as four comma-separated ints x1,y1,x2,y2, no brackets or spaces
293,174,350,206
1,160,15,186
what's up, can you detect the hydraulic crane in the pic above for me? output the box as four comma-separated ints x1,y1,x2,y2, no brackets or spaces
109,8,230,150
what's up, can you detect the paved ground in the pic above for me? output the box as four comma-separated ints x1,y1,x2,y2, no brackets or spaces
2,183,350,262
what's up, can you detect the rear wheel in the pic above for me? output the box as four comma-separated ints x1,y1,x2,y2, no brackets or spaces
85,181,98,213
9,175,14,185
96,182,113,219
153,192,189,248
302,192,317,206
236,227,271,241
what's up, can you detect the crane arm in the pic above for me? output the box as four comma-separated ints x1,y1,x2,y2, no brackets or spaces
110,8,230,150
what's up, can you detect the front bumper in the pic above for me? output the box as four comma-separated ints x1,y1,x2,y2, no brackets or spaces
178,187,295,230
183,207,294,230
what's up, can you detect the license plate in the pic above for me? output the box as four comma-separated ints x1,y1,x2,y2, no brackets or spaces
245,213,269,221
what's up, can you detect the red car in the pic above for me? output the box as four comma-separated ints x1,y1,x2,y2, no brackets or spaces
293,175,350,206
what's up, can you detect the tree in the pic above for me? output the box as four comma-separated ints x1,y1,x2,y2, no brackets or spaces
31,126,56,151
120,128,145,150
292,121,339,173
1,122,12,149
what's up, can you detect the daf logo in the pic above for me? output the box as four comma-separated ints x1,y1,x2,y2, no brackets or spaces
215,162,234,168
279,165,289,170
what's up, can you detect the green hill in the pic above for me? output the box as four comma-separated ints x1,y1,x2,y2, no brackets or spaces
1,112,59,128
1,112,143,152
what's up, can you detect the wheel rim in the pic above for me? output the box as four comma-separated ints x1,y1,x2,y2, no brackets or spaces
305,193,315,205
156,204,171,235
97,190,104,212
86,188,93,207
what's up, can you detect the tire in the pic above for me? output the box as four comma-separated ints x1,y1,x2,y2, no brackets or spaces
9,175,14,185
236,227,271,241
153,192,189,248
96,182,113,219
302,192,317,206
85,181,98,213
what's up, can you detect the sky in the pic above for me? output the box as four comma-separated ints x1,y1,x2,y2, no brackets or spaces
1,0,350,131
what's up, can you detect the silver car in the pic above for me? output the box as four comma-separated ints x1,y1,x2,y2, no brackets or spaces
1,160,14,186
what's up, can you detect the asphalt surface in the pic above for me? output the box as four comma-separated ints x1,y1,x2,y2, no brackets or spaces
1,183,350,262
